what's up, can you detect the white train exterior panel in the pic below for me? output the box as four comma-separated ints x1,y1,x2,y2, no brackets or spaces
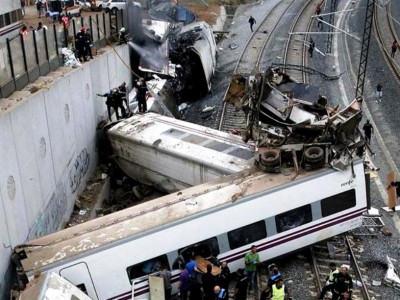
107,113,255,192
16,159,367,300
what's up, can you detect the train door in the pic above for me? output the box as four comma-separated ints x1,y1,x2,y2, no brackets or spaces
59,262,99,300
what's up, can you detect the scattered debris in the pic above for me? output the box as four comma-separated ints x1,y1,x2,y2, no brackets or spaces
61,48,81,68
229,43,238,50
202,105,215,113
384,256,400,289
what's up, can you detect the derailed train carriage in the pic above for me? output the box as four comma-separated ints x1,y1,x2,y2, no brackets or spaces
13,158,368,300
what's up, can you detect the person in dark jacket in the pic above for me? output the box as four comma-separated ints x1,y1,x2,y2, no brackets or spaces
218,261,230,291
112,88,126,119
97,90,116,121
135,78,148,113
309,38,315,58
84,29,94,59
118,82,129,112
76,27,89,62
202,264,217,300
234,268,248,300
248,16,256,32
332,265,353,300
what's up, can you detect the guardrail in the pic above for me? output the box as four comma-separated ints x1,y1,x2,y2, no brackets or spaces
0,10,125,99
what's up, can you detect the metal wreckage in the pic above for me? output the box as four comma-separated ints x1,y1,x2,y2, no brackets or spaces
224,67,365,174
133,14,216,116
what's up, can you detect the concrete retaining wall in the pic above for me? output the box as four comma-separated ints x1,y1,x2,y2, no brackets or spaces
0,45,131,299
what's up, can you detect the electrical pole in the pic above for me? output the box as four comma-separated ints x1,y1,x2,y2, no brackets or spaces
355,0,374,98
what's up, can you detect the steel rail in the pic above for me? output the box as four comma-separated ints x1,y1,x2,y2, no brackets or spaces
283,0,320,83
345,235,371,300
218,0,294,132
374,2,400,81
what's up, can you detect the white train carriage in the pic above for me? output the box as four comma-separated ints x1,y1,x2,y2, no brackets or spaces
14,159,368,300
107,113,255,193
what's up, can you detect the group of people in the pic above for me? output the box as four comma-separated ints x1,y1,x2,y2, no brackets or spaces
97,82,129,121
177,254,232,300
97,78,149,121
318,263,353,300
75,27,93,63
176,246,293,300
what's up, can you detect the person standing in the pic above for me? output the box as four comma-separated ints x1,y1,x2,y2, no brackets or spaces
97,90,116,121
76,27,89,62
84,29,94,60
317,16,323,30
136,78,148,113
233,268,248,300
35,0,42,18
270,278,292,300
391,40,399,58
331,265,353,300
118,82,130,112
362,120,373,145
376,82,383,103
179,264,190,300
316,3,321,15
218,261,230,291
159,264,172,300
244,245,260,292
20,0,26,16
202,264,217,300
112,88,127,119
248,16,256,32
318,262,339,300
309,38,315,58
118,27,128,44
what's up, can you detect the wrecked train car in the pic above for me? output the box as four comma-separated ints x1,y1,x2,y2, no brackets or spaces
224,68,364,173
138,20,216,103
107,112,254,193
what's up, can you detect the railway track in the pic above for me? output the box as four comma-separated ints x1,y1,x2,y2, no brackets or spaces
218,0,294,133
283,0,318,83
374,1,400,81
218,0,320,133
309,235,374,300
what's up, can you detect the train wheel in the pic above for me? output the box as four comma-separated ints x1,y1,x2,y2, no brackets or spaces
304,146,324,162
261,149,280,166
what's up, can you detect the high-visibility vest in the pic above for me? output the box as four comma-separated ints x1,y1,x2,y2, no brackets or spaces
272,284,285,300
328,269,339,282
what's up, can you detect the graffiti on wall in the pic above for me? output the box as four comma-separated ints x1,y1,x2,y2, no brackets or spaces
30,181,68,239
69,148,90,193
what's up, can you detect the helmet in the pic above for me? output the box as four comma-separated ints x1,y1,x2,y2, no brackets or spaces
119,27,126,33
81,27,86,32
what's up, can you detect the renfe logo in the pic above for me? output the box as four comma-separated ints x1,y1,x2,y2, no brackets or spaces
341,179,354,187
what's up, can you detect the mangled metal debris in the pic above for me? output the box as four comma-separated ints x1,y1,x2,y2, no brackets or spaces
384,256,400,290
224,67,364,174
134,19,217,105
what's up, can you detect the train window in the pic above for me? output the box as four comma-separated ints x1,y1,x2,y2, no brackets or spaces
126,254,169,283
175,237,220,268
75,283,88,295
321,189,356,217
227,221,267,249
275,205,312,233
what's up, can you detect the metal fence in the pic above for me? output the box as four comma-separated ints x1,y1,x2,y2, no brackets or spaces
0,10,124,98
